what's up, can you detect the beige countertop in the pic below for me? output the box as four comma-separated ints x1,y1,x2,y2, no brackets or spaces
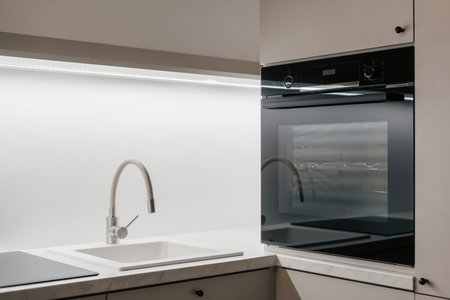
0,227,415,300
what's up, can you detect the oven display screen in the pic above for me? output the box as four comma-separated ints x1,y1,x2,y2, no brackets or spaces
322,68,336,76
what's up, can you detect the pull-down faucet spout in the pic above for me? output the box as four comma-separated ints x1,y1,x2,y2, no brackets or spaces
106,159,155,244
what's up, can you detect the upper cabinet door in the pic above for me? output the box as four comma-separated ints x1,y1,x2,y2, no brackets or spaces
260,0,413,65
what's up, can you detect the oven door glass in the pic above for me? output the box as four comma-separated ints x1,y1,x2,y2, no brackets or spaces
261,100,414,266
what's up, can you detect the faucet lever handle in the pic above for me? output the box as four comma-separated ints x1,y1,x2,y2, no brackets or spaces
125,214,139,229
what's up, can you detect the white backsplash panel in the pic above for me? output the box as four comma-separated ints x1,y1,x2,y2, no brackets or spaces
0,66,260,251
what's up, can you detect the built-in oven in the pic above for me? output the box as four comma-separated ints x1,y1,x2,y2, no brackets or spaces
261,47,414,266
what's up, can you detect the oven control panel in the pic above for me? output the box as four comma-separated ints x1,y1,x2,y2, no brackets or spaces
261,47,414,97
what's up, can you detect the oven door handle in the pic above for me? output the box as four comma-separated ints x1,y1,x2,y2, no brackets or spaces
262,92,404,109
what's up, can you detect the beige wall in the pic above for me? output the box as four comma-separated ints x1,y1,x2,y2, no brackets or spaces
0,0,259,62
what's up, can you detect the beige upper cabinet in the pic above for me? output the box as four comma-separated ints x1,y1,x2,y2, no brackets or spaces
415,0,450,298
260,0,413,65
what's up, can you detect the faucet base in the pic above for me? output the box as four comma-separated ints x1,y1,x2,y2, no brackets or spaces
106,216,119,244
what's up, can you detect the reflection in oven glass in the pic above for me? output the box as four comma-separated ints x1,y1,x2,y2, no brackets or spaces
278,121,388,219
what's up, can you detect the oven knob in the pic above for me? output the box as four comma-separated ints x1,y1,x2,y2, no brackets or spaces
283,75,294,88
363,65,376,80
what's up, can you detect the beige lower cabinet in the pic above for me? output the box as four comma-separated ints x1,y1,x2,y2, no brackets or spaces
416,295,449,300
108,269,275,300
64,295,106,300
277,268,413,300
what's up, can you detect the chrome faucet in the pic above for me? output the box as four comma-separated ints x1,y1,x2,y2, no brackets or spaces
261,156,304,203
106,159,155,244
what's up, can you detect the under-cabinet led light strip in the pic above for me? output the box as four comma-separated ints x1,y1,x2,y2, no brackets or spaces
0,55,260,89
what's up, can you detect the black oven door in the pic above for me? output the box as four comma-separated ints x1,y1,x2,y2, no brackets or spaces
261,94,414,266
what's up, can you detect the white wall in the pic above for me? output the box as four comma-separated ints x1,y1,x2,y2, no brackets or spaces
0,65,260,251
0,0,259,62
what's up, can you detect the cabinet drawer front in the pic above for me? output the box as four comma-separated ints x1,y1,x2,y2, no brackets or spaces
277,269,413,300
416,295,449,300
260,0,413,65
64,295,106,300
108,269,273,300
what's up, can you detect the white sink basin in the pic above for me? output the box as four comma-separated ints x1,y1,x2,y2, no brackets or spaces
60,241,243,271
